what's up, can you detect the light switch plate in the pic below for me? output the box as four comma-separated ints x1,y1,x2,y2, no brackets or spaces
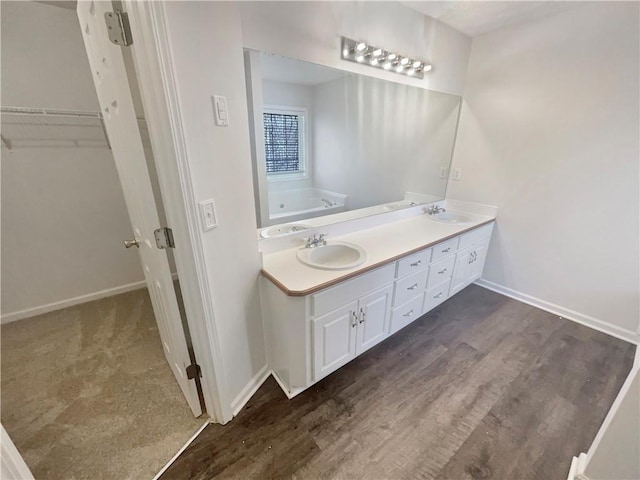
452,167,463,181
199,199,217,231
212,95,229,126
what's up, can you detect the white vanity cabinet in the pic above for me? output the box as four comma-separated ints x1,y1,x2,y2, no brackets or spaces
260,221,494,398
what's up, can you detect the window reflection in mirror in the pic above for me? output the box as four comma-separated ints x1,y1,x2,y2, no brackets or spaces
244,50,461,233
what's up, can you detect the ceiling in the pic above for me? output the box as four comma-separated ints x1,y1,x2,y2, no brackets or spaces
260,53,345,86
35,0,77,10
400,1,580,37
40,1,579,40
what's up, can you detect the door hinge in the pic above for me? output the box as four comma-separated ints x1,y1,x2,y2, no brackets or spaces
154,227,175,249
104,10,133,47
186,363,202,380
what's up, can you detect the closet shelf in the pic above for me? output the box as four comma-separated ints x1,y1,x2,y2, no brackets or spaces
0,105,146,151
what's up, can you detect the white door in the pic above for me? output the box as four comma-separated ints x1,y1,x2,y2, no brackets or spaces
313,301,358,381
77,1,201,416
450,248,473,297
356,285,393,355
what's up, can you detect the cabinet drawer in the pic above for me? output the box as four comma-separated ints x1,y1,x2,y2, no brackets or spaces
431,237,459,262
458,223,494,250
396,248,431,278
312,263,395,317
423,279,451,313
427,255,456,290
393,268,428,307
390,294,424,334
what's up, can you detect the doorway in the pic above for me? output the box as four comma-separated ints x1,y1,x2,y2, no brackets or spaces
1,1,204,477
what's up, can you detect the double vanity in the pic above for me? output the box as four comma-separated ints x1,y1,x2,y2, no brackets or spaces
259,201,497,398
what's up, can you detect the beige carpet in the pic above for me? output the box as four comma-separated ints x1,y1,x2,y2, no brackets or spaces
1,288,205,479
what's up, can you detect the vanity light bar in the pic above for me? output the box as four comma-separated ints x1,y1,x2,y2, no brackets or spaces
340,36,432,79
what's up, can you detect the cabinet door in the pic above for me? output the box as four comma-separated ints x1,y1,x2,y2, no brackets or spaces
468,241,488,283
449,248,472,297
313,301,358,381
356,285,393,355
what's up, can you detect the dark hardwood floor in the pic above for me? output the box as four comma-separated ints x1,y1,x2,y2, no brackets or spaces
160,285,635,480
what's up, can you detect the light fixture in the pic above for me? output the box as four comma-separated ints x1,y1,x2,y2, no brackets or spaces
340,36,432,79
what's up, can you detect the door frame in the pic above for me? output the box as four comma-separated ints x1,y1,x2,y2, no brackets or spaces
122,1,232,423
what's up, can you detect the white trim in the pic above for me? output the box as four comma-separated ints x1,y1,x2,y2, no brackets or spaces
124,1,230,423
270,370,293,399
475,279,640,345
567,452,590,480
1,280,147,324
1,424,34,480
230,364,271,416
151,420,210,480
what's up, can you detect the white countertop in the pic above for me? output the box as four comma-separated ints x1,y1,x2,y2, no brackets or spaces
261,210,496,296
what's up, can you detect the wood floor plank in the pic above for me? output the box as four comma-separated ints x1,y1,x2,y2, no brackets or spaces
160,285,635,480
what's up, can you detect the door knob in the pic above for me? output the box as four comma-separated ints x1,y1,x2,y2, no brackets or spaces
124,239,140,249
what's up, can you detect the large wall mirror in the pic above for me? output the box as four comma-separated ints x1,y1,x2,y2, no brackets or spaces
244,50,462,233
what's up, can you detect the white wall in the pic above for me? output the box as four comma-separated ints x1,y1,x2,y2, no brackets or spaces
585,369,640,480
240,1,472,96
160,2,267,410
1,2,145,319
449,2,640,340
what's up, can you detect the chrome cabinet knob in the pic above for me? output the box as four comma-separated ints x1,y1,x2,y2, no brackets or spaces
124,239,140,249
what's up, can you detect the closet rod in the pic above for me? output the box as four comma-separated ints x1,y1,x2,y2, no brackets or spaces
0,106,145,121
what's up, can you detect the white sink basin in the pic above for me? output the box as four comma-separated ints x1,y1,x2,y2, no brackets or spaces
297,242,367,270
384,200,421,211
429,212,472,224
261,223,311,238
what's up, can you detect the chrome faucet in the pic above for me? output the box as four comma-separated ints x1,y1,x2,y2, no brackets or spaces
427,205,446,215
321,198,334,208
304,233,328,248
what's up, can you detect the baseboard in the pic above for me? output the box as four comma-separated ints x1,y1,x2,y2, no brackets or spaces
1,425,34,480
230,364,270,417
475,279,640,345
567,453,589,480
1,280,148,324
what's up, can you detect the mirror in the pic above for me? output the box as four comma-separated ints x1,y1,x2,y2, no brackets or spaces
244,51,462,232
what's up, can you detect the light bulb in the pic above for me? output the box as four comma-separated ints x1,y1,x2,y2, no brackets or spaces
423,64,432,72
372,48,383,57
342,48,350,57
387,53,397,61
370,58,379,66
383,62,392,70
400,57,409,66
412,60,422,69
356,42,367,52
407,69,415,76
395,65,404,73
356,54,365,63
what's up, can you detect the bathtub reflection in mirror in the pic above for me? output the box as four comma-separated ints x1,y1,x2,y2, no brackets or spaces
244,50,462,231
